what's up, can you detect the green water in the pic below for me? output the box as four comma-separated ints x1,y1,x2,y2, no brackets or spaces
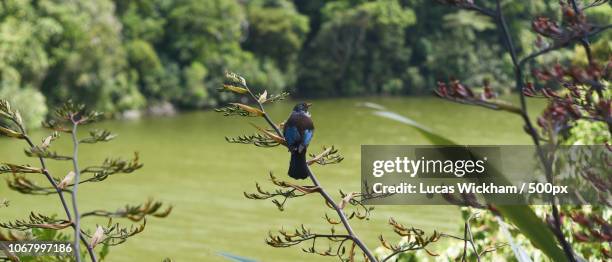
0,97,544,261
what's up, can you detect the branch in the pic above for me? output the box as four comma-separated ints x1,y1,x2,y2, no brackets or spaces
581,0,609,10
329,191,374,222
6,174,64,195
266,226,351,248
0,164,43,174
0,100,97,262
519,24,612,68
70,116,85,262
244,173,315,211
435,0,496,17
221,72,377,261
437,95,522,114
381,246,425,262
24,146,72,161
495,1,576,260
304,146,375,262
77,153,143,184
0,213,72,231
225,133,282,147
266,225,355,260
379,218,442,261
80,129,116,144
81,219,147,247
307,146,344,166
81,199,172,222
464,213,481,262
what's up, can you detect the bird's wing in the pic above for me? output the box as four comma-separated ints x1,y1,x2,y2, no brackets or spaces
284,126,301,148
303,129,314,146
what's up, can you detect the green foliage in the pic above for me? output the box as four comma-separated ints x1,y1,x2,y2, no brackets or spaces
3,0,603,123
113,0,167,43
42,1,141,112
0,86,47,129
0,0,311,124
0,0,144,122
565,119,611,144
126,40,165,98
180,62,211,108
165,0,244,64
243,0,309,71
419,9,513,89
563,83,611,144
298,0,416,97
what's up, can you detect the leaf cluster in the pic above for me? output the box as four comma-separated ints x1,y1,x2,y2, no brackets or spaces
0,213,72,231
82,199,173,222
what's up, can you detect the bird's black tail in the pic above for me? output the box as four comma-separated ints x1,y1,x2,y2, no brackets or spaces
288,151,309,179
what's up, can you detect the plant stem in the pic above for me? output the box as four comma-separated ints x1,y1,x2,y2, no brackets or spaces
245,89,377,261
494,1,576,261
70,120,84,262
17,128,97,262
517,24,612,68
465,215,480,262
568,0,593,64
246,89,283,136
21,137,73,220
461,223,468,262
381,247,423,262
567,0,612,134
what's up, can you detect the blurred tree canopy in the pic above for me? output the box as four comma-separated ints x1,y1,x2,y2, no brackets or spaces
0,0,609,126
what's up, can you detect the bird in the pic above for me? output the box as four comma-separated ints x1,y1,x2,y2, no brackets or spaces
283,102,314,179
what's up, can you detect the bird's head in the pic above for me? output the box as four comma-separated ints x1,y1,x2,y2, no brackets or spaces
293,102,312,113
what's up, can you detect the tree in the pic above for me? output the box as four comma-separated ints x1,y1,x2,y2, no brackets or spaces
243,0,309,81
297,0,416,97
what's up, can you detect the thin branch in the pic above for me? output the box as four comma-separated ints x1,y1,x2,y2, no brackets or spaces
435,0,496,17
518,24,612,68
306,167,376,261
246,88,284,137
582,0,609,10
381,246,424,262
479,243,510,257
568,0,608,104
18,138,73,220
81,199,172,221
17,127,97,262
437,96,522,114
568,0,593,63
462,221,468,262
465,4,496,17
269,232,351,247
465,214,480,262
69,117,93,262
379,219,444,261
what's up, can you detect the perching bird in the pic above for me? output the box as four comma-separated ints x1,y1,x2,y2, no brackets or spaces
283,102,314,179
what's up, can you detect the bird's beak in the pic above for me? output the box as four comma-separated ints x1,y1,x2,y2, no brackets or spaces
306,103,312,108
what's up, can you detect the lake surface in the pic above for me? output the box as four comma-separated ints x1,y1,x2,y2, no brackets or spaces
0,97,545,261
